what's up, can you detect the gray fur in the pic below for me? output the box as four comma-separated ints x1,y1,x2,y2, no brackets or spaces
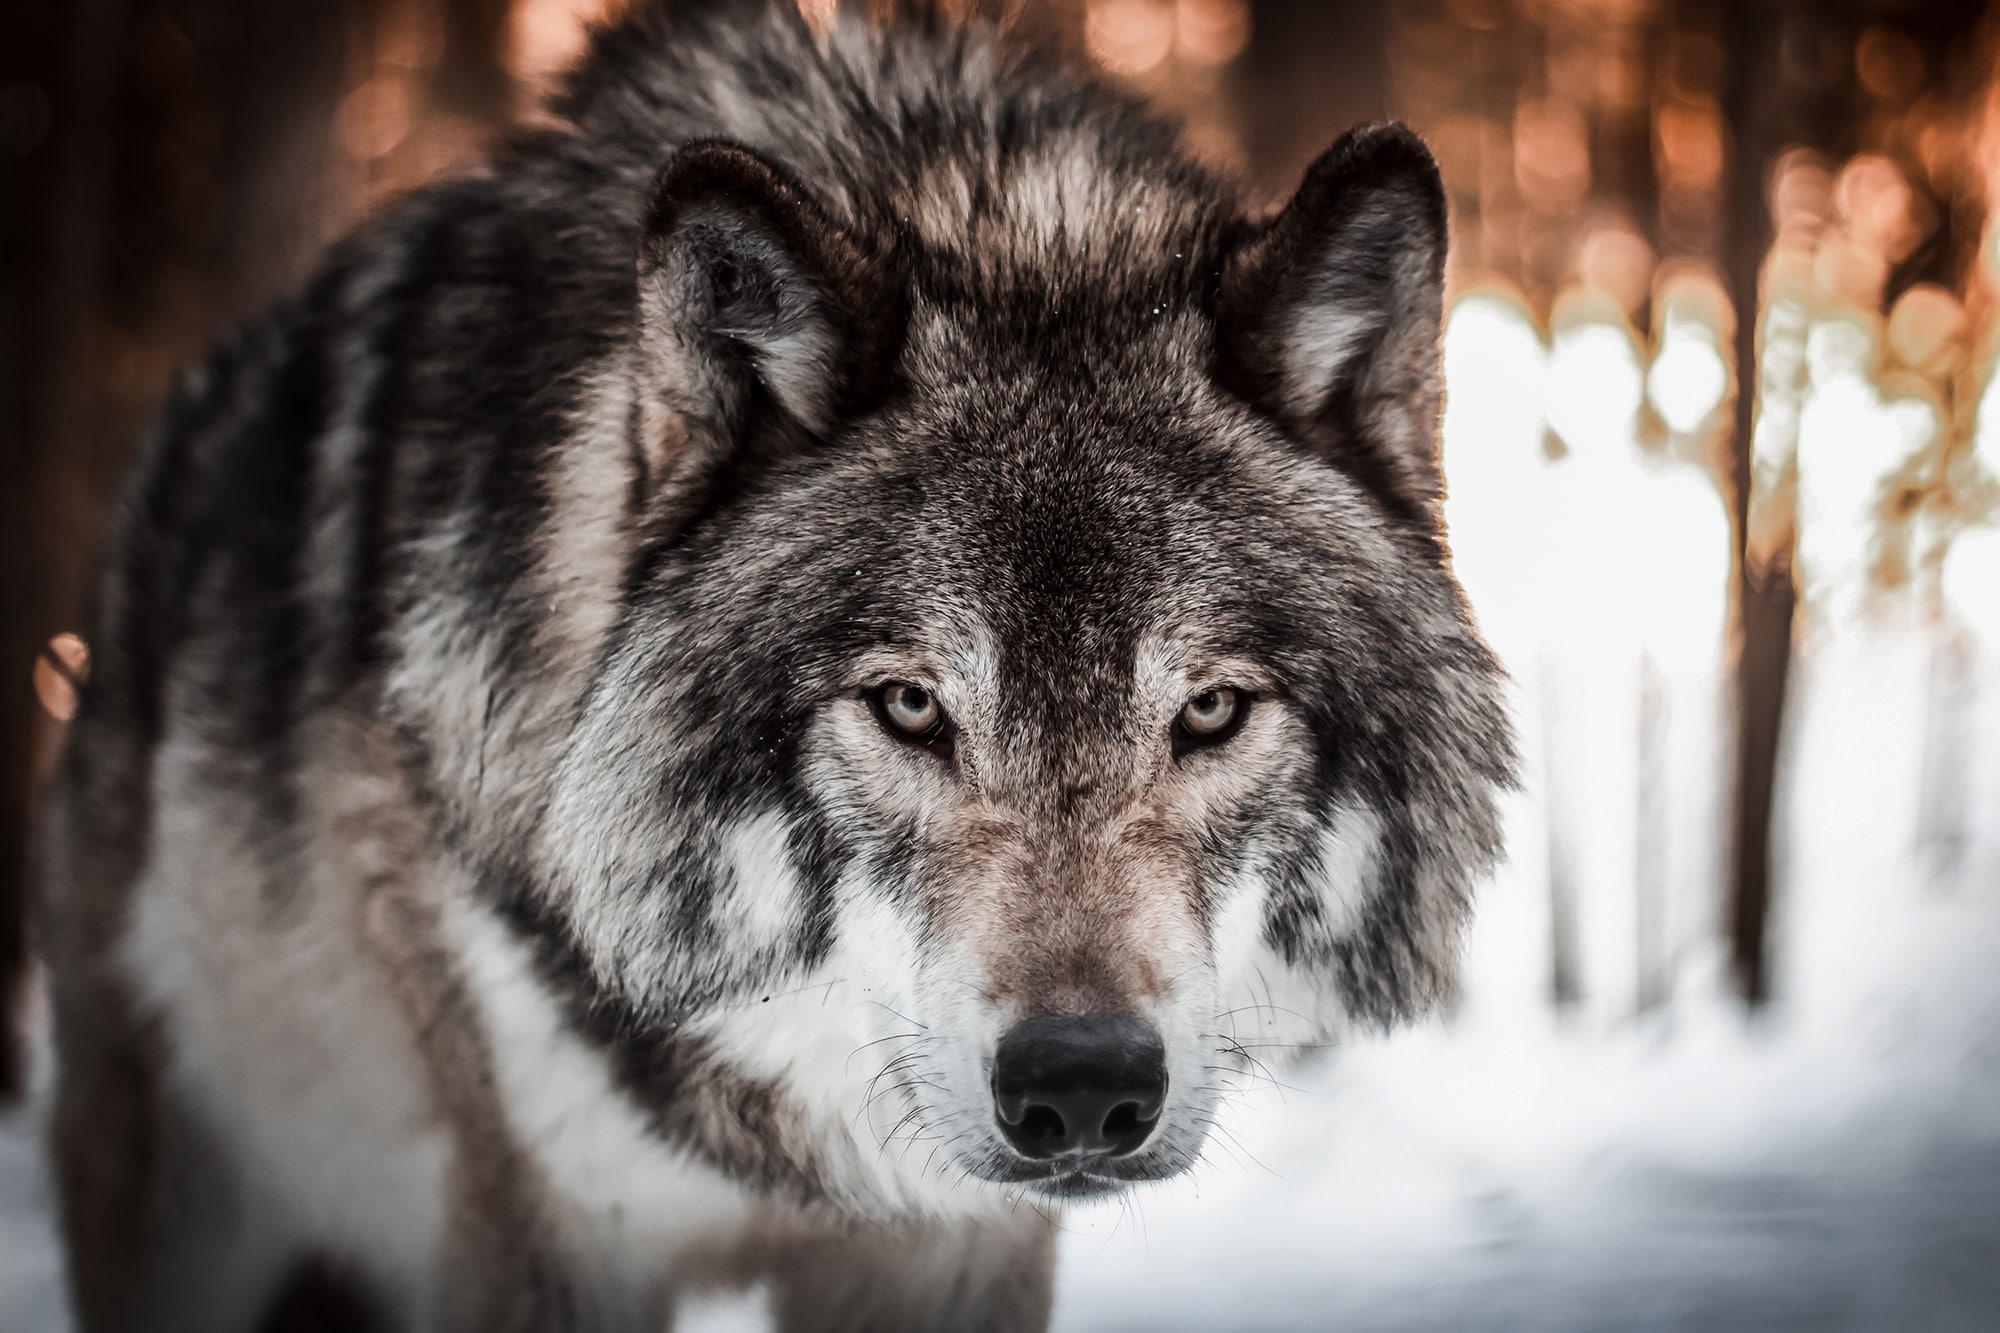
40,2,1514,1328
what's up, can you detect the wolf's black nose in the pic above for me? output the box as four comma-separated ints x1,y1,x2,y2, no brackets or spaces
992,1014,1166,1160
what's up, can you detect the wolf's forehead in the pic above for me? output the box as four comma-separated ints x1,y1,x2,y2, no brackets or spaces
900,138,1222,289
916,502,1221,745
905,385,1265,639
919,548,1166,697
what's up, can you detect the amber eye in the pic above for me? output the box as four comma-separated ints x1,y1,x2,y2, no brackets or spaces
1174,687,1246,754
870,682,954,756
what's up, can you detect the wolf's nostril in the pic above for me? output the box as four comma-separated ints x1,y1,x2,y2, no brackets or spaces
1101,1100,1144,1141
991,1013,1166,1161
1016,1104,1067,1145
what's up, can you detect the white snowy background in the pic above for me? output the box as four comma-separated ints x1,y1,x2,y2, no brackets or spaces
6,292,2000,1330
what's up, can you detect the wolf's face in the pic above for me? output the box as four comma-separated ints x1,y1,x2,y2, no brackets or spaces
528,127,1511,1207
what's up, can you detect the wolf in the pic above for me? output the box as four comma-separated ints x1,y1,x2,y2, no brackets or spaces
38,1,1514,1329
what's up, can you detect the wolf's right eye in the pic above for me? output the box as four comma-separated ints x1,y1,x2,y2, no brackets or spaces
868,682,955,757
1173,687,1247,756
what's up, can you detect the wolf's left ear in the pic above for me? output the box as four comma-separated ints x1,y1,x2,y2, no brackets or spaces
634,141,902,492
1216,124,1448,523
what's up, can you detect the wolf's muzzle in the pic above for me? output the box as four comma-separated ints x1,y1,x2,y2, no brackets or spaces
991,1013,1166,1161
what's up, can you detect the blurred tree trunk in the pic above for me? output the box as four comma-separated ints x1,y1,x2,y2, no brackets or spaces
1237,0,1391,196
0,0,129,1101
437,0,519,123
0,0,514,1098
1717,0,1791,1007
1721,0,1870,1006
1719,0,1985,1004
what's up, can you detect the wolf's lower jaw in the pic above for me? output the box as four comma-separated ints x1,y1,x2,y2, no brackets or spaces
1008,1171,1143,1204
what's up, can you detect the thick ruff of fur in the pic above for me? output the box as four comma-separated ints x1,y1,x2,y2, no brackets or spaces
39,2,1514,1329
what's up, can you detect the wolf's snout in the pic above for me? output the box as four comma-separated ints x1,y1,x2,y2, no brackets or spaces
991,1014,1167,1160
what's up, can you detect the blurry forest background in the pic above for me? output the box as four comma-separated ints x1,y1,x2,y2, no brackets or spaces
4,1,2000,1325
10,0,1995,1080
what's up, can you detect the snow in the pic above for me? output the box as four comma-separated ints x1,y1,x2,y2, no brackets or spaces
2,1009,64,1333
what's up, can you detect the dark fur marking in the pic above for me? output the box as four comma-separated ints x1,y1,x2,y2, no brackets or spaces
482,871,835,1205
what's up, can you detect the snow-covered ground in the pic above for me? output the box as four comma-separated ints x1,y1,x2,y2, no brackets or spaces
2,1005,63,1333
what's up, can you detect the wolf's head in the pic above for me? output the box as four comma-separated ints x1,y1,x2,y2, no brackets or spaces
502,37,1512,1211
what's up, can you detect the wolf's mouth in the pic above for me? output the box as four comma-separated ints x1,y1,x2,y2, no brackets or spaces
1022,1172,1126,1201
969,1148,1184,1200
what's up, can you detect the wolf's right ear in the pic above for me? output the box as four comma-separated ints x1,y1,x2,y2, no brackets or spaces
633,141,903,494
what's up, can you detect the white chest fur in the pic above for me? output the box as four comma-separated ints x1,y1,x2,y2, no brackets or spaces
446,895,767,1295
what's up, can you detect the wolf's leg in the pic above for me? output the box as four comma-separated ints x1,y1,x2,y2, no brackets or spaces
49,1018,297,1333
766,1211,1057,1333
54,1021,576,1333
256,1257,395,1333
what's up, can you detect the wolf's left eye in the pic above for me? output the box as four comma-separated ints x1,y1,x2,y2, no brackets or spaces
869,682,955,757
1174,687,1246,754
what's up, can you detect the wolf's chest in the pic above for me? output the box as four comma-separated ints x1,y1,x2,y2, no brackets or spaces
447,896,770,1277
